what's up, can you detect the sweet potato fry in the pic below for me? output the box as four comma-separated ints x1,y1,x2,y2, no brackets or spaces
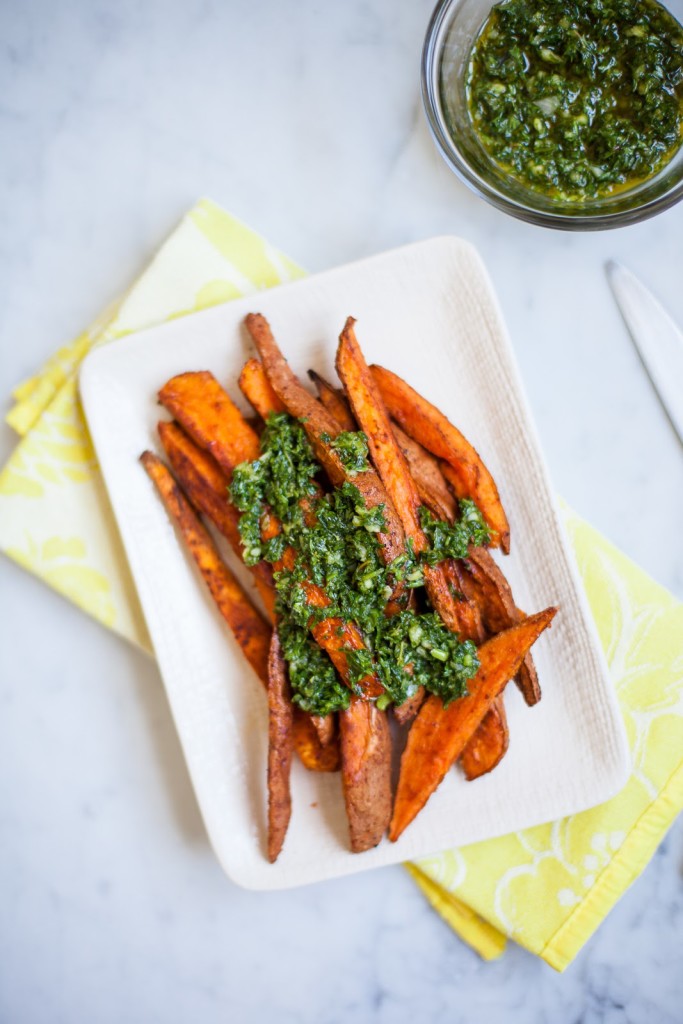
159,371,261,473
267,630,294,862
244,313,407,605
308,369,358,431
465,546,541,705
140,451,271,683
370,365,510,553
292,711,340,772
460,698,509,780
308,367,429,725
309,367,457,525
336,318,466,638
389,607,557,841
339,697,392,852
157,420,277,623
444,559,485,642
239,357,286,420
442,558,508,779
391,422,458,524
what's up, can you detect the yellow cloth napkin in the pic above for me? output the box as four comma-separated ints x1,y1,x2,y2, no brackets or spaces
2,199,681,971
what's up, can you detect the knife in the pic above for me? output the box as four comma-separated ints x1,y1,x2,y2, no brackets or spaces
606,261,683,445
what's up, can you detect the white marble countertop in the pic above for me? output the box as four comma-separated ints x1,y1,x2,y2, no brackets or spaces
1,1,682,1021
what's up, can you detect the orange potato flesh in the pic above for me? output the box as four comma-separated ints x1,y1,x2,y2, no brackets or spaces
389,608,556,842
140,451,272,683
158,371,260,473
370,364,510,553
444,559,485,643
239,357,286,420
292,712,340,772
460,697,510,780
267,630,294,862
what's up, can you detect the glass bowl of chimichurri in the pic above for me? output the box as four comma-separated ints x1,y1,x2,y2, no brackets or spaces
422,0,683,228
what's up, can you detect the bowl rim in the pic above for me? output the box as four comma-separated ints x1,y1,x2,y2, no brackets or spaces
421,0,683,231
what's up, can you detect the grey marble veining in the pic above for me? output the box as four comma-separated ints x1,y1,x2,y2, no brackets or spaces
1,1,682,1022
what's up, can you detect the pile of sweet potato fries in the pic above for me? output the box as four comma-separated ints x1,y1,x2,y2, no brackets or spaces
140,314,556,862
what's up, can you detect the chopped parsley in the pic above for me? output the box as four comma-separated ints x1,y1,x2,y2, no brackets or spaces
375,612,478,708
321,430,371,474
278,618,350,716
456,0,683,200
229,413,320,566
419,502,490,564
230,413,486,712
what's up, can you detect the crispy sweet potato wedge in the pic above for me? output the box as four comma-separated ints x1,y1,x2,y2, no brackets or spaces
465,546,541,705
460,697,509,780
309,367,457,525
442,559,508,779
339,697,392,852
389,607,557,841
157,420,278,623
309,367,430,726
370,365,510,553
244,313,406,605
239,357,286,420
444,558,486,642
267,630,294,862
308,369,358,431
336,318,466,637
159,371,261,473
391,422,458,524
140,451,272,682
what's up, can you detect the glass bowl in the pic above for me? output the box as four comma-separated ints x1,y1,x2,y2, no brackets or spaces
421,0,683,230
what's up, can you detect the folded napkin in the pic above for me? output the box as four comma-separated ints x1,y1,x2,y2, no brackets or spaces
2,199,681,971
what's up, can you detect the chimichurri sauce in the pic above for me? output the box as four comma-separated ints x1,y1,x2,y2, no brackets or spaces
462,0,683,199
229,413,489,716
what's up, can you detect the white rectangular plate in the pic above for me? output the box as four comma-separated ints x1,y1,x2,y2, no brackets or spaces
79,237,630,890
